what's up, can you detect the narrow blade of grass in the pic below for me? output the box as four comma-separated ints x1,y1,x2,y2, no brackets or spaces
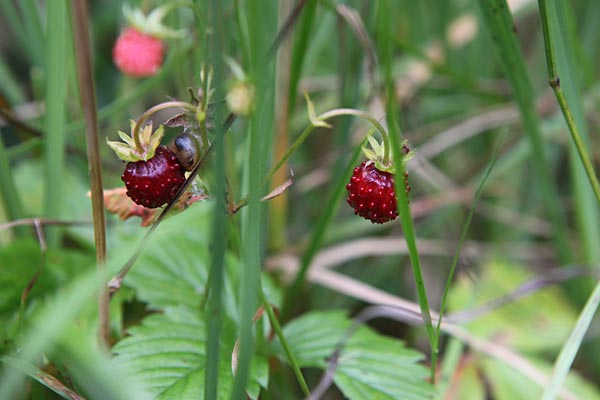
258,287,310,396
18,0,45,66
231,1,277,398
538,0,600,265
204,2,227,400
0,355,84,400
0,134,26,237
435,133,506,375
0,0,29,60
288,0,318,111
43,1,69,248
541,280,600,400
377,0,437,367
538,0,600,396
0,55,26,104
477,0,571,263
282,140,365,318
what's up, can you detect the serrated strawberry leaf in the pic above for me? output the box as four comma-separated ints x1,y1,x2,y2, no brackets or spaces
113,306,268,399
119,202,239,317
267,310,433,400
112,202,275,397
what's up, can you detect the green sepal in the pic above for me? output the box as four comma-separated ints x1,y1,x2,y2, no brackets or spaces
362,134,414,174
304,92,331,128
123,4,186,39
106,139,138,162
107,120,163,162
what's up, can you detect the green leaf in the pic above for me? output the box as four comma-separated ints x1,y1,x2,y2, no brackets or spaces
449,260,577,353
269,311,433,400
121,202,238,317
445,357,600,400
335,329,433,400
0,239,92,339
113,306,268,399
112,203,270,397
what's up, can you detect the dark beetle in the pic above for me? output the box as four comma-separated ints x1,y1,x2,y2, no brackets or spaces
168,132,200,171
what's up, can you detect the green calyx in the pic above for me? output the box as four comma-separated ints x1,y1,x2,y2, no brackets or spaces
362,134,414,174
107,120,164,162
123,4,186,39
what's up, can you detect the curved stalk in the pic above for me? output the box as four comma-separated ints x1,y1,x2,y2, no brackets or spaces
132,101,197,152
263,107,389,186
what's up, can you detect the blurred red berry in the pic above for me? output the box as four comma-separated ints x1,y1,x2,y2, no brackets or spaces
113,27,164,77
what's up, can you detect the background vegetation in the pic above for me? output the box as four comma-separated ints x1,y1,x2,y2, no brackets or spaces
1,0,600,399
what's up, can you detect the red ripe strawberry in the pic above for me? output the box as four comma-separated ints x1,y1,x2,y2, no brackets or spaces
121,146,186,208
113,27,164,77
346,161,398,224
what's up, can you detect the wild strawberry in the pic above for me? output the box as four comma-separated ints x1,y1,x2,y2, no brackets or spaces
121,146,186,208
108,120,190,209
345,135,414,224
113,5,184,78
346,161,398,224
113,27,164,77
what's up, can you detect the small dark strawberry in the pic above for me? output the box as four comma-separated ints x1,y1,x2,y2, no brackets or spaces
108,120,191,209
121,146,186,208
346,161,398,224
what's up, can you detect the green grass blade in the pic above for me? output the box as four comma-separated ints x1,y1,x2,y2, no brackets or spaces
537,0,600,396
539,0,600,265
377,0,437,366
0,267,151,400
477,0,571,263
258,288,310,396
287,0,318,111
231,1,277,398
0,0,31,64
18,0,45,66
0,55,26,104
0,135,26,237
43,0,69,248
282,139,364,317
541,280,600,400
0,355,83,400
204,2,227,400
436,134,505,338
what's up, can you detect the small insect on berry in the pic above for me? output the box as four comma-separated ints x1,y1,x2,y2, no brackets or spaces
168,132,199,171
121,146,186,208
346,161,398,224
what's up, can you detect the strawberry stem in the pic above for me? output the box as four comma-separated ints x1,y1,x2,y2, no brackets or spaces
198,65,213,151
263,107,391,185
133,101,198,152
318,108,391,165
